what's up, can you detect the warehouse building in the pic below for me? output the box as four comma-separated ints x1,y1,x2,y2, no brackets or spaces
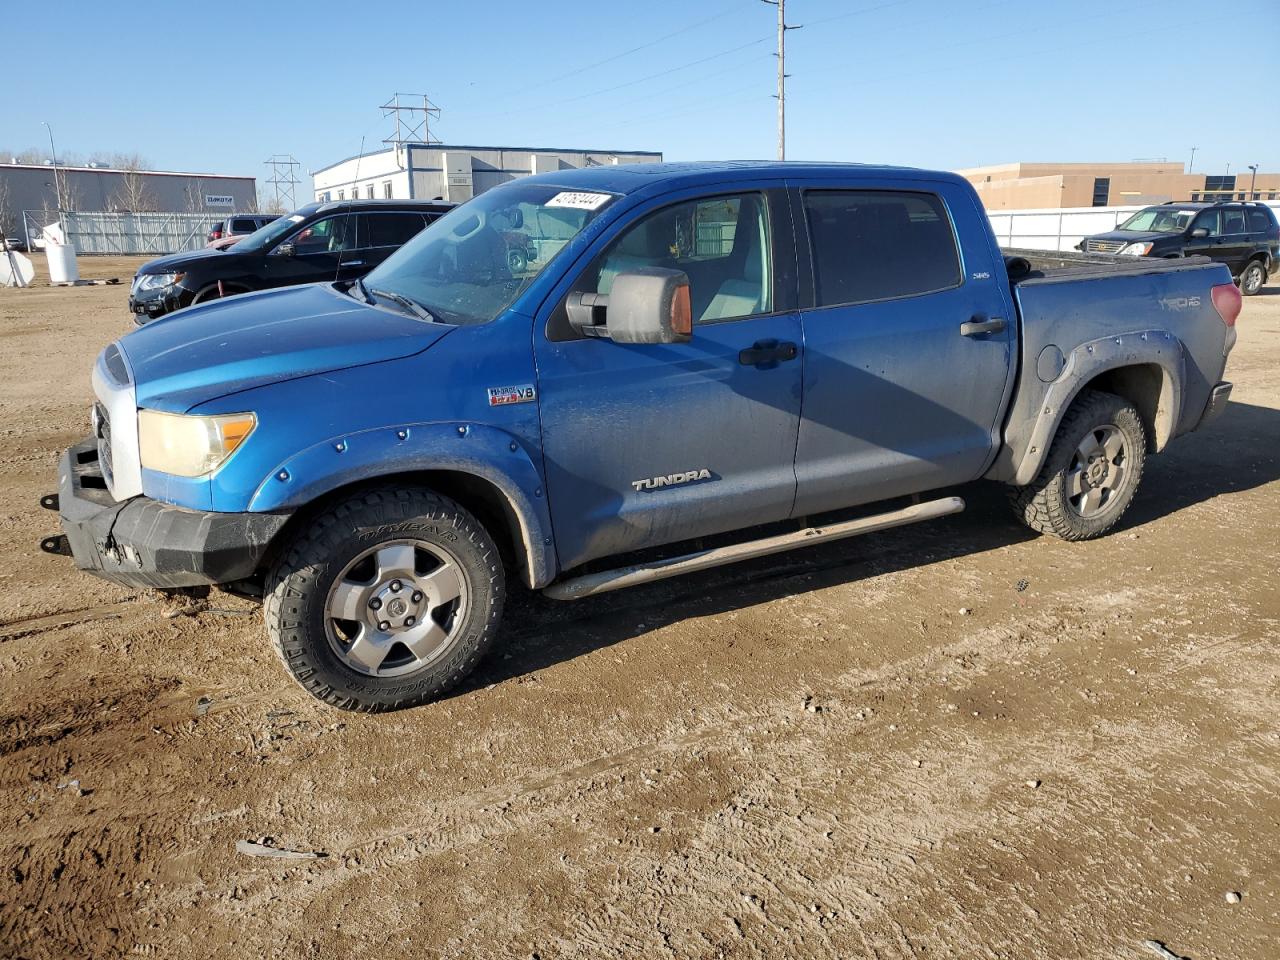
957,161,1280,210
0,161,256,229
312,143,663,205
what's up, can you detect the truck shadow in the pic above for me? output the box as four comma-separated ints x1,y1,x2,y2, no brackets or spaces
458,399,1280,697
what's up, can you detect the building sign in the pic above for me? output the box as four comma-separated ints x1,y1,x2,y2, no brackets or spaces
204,194,234,207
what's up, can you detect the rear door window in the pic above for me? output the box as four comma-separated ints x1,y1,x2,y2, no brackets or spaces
363,212,429,248
802,190,960,306
1220,207,1248,235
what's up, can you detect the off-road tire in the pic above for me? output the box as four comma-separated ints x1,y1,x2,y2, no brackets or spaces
1239,259,1266,297
1008,389,1146,541
265,486,504,711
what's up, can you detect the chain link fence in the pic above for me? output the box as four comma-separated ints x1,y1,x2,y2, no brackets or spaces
22,210,224,255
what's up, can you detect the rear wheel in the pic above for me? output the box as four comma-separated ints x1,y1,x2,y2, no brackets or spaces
1239,259,1266,296
265,486,504,711
1009,389,1146,541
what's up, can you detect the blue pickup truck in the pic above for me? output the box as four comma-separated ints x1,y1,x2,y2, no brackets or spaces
43,162,1240,711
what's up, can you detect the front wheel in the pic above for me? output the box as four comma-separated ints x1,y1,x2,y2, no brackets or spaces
1239,260,1266,296
1009,389,1147,541
265,487,505,711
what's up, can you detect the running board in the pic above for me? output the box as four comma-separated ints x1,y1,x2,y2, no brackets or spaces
543,495,965,601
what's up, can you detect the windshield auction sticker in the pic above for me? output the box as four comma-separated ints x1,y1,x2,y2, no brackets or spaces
546,191,612,210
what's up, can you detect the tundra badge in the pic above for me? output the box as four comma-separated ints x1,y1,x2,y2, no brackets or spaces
632,469,713,492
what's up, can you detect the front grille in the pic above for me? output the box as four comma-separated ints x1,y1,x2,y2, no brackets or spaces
94,401,114,489
1085,239,1125,253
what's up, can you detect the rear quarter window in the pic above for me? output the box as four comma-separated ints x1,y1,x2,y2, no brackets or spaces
1247,208,1275,234
803,190,961,306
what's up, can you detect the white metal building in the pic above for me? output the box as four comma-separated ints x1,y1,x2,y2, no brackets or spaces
312,144,663,205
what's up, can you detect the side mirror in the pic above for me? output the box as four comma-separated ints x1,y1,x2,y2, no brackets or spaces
1190,227,1210,238
273,241,296,257
566,268,692,344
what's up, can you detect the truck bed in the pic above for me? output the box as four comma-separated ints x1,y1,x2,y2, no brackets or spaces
1002,248,1218,283
986,249,1234,485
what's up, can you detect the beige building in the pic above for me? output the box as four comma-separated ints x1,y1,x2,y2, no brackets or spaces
956,161,1280,210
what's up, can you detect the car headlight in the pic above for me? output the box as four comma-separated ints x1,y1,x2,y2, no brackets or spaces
1118,242,1153,257
138,409,256,477
136,272,185,291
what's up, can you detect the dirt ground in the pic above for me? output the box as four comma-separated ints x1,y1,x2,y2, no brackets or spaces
1,255,1278,960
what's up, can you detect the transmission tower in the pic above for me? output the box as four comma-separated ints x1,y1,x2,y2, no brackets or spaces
381,93,442,164
264,154,302,210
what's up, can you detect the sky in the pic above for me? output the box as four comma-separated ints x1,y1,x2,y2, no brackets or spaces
4,0,1277,197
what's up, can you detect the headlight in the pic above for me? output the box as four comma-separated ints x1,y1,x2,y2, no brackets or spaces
1118,242,1153,257
138,409,256,477
136,272,185,291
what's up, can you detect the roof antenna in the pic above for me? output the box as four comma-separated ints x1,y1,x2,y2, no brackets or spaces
334,135,366,285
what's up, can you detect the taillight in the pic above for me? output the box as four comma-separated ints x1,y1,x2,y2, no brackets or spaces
1211,282,1242,327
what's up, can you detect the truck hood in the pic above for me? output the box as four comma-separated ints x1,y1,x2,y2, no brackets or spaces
118,283,452,412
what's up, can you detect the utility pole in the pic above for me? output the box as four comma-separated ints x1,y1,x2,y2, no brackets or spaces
1247,163,1259,199
761,0,801,160
1188,145,1197,172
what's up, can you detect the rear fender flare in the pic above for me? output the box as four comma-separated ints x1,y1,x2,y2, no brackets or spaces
248,422,557,587
1010,330,1184,486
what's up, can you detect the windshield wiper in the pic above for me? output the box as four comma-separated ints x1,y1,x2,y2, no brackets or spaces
369,287,436,323
351,276,375,304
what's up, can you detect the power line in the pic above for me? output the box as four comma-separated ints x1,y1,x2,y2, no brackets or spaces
464,35,772,122
528,2,745,89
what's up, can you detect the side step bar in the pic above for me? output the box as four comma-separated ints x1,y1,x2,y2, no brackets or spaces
543,495,965,601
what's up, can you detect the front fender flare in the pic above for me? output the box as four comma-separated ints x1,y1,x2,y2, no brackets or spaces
248,422,557,588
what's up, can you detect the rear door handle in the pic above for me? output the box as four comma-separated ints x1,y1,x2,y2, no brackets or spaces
738,339,799,367
960,317,1007,337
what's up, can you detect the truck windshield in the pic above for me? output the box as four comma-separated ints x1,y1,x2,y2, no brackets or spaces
1117,207,1198,233
358,184,615,325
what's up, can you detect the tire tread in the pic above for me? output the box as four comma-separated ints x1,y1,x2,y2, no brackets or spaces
264,486,504,712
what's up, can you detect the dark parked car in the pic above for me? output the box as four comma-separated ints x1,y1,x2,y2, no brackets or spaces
206,214,278,245
130,200,453,323
1078,200,1279,295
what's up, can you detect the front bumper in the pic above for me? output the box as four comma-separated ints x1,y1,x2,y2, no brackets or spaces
47,439,290,589
128,285,189,324
1196,380,1233,429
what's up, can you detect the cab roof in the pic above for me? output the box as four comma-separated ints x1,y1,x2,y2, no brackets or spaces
518,160,956,196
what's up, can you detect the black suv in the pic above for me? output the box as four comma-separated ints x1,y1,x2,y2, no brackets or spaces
1079,200,1279,295
130,199,454,323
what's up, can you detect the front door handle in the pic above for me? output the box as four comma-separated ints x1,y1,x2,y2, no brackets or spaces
739,339,799,367
343,260,365,267
960,317,1007,337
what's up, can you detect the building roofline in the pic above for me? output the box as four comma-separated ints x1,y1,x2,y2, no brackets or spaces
311,143,664,176
0,162,255,181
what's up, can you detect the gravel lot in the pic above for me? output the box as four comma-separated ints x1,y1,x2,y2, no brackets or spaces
2,257,1278,959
